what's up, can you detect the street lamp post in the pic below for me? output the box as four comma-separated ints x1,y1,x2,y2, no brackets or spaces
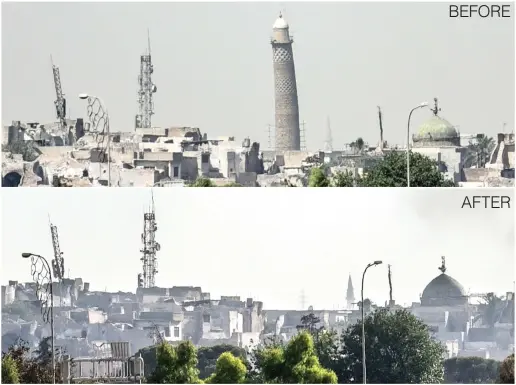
79,93,111,187
22,252,55,384
406,102,429,187
361,260,383,384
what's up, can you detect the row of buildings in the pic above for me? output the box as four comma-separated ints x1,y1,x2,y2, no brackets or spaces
2,258,514,365
2,116,514,187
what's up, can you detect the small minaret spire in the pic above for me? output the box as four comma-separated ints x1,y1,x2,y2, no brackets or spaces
438,256,446,274
346,274,355,310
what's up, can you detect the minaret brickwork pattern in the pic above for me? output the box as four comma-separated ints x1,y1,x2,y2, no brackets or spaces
271,13,301,151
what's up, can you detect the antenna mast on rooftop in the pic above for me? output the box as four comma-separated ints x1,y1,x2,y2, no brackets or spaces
51,56,68,136
135,29,157,130
140,191,160,288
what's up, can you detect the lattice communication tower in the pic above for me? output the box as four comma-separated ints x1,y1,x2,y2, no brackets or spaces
135,30,157,129
139,193,160,288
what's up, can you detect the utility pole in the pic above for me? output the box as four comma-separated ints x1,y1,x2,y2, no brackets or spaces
377,106,384,149
387,264,393,306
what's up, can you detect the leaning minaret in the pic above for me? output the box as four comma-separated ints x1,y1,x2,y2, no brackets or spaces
271,13,301,151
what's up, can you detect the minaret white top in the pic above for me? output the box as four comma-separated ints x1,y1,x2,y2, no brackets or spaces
273,12,289,29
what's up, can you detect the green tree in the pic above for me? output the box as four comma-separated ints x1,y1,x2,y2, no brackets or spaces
254,331,337,383
224,182,242,187
1,340,57,384
136,343,248,380
309,167,330,187
443,356,500,383
332,170,355,187
465,136,495,168
312,329,341,376
189,178,216,187
480,293,503,328
148,341,201,384
360,151,455,187
206,352,247,384
297,313,324,336
338,309,446,383
499,354,514,384
1,355,20,384
197,345,248,380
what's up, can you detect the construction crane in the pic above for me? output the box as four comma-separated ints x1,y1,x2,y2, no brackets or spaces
139,191,160,288
135,29,157,129
49,217,65,307
51,56,68,135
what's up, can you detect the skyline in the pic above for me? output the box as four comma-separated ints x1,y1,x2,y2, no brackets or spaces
1,188,514,309
2,2,514,150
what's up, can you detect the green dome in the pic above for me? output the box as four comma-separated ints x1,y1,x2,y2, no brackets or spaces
421,273,467,307
413,115,459,147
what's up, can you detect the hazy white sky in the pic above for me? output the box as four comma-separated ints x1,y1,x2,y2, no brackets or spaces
2,2,514,150
1,188,514,309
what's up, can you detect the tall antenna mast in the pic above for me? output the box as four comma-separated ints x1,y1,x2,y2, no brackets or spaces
140,191,160,288
377,106,384,149
135,29,157,130
51,56,68,138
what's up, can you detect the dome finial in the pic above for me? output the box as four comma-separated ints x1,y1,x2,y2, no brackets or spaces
279,11,282,18
438,256,446,274
432,97,441,116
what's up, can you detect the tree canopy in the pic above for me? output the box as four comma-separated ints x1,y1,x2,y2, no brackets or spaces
309,167,331,187
197,345,248,379
206,352,247,384
360,151,455,187
308,152,454,187
499,354,514,384
444,356,500,383
1,338,59,384
338,309,446,383
148,341,201,384
1,355,20,384
189,178,216,187
253,331,337,384
136,343,247,380
465,136,495,168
